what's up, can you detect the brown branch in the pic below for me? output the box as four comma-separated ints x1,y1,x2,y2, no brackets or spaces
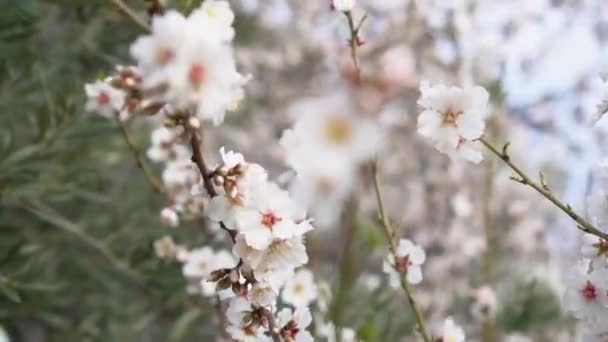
479,137,608,242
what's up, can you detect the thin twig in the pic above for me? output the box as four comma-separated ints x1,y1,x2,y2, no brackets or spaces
479,137,608,241
344,11,362,82
185,125,237,242
371,161,431,342
115,115,164,194
111,0,151,32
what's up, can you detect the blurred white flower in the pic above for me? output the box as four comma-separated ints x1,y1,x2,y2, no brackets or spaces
233,234,309,280
439,317,466,342
130,2,247,125
383,239,426,286
417,82,489,164
182,247,237,296
281,268,318,307
147,126,189,162
451,192,473,218
160,207,179,227
226,297,272,342
84,80,125,118
0,326,8,342
281,91,383,227
318,322,359,342
332,0,356,12
277,307,314,342
470,285,497,320
154,235,176,259
249,282,277,307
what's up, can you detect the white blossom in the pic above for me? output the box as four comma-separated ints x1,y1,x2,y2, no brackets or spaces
0,326,8,342
160,207,180,227
417,82,489,164
130,2,247,125
277,307,314,342
84,80,125,118
332,0,356,12
383,239,426,286
563,263,608,333
154,236,177,259
439,317,466,342
225,297,272,342
281,268,318,308
182,247,237,296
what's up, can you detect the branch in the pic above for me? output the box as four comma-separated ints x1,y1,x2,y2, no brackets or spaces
479,137,608,241
111,0,151,32
371,161,431,342
185,124,237,242
343,11,363,82
114,115,164,195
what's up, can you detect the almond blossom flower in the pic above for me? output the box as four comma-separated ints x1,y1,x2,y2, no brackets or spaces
225,297,272,342
281,269,318,308
234,184,305,250
84,80,125,118
439,317,466,342
277,307,314,342
383,239,426,286
417,82,489,164
233,234,310,281
563,263,608,333
182,247,237,296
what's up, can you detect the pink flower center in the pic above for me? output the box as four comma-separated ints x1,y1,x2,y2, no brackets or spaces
581,281,598,300
189,63,207,87
395,255,411,273
442,108,461,126
97,91,110,105
157,47,174,64
261,211,280,228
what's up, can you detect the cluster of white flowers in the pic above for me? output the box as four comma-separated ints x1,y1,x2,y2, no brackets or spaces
383,239,426,286
280,90,383,227
201,148,316,340
417,82,490,164
130,1,248,126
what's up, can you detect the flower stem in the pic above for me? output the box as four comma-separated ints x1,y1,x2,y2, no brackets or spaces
371,161,431,342
343,11,365,82
111,0,151,32
114,115,164,195
479,137,608,241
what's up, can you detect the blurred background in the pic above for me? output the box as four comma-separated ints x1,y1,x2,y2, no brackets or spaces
2,0,608,341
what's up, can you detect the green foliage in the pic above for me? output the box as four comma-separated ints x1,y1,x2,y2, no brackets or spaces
0,1,221,340
497,278,564,335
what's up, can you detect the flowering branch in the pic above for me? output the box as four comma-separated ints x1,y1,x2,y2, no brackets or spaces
479,137,608,241
183,122,281,342
111,0,151,32
371,161,431,342
114,115,164,194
